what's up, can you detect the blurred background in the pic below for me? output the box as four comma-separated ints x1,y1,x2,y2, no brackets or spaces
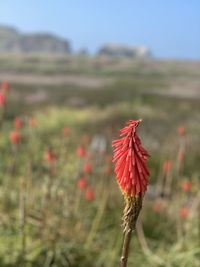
0,1,199,267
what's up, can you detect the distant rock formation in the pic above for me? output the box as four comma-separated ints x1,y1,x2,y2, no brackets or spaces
0,25,71,54
98,43,151,58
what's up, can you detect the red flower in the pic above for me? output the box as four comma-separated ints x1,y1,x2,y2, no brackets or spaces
85,187,95,201
179,207,189,219
0,92,6,107
163,161,172,174
14,117,23,129
62,127,70,137
1,81,10,91
44,149,56,163
9,131,21,144
153,201,162,213
76,145,87,157
112,119,150,197
83,162,93,174
177,126,186,136
77,177,88,190
181,181,192,192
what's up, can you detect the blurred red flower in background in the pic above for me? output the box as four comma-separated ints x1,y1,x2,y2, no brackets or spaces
83,162,93,174
0,92,6,107
177,126,186,136
1,81,10,91
179,207,189,219
14,117,23,129
44,149,56,163
77,177,88,190
9,131,21,144
163,160,172,174
112,119,150,196
153,201,162,213
85,187,95,201
181,181,192,192
76,145,87,158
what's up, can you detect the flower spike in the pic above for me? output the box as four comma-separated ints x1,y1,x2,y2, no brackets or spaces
112,119,150,267
112,119,150,197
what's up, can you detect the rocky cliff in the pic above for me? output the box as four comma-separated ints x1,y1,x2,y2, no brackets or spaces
0,25,71,54
98,43,150,58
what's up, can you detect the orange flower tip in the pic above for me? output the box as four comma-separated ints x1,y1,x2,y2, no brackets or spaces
112,119,150,197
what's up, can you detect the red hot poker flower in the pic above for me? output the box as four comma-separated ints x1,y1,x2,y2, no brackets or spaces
113,120,150,266
83,162,93,174
181,181,192,192
85,187,95,201
76,145,87,158
153,201,162,213
1,81,10,91
179,207,189,219
177,126,186,136
163,160,172,174
44,149,56,163
0,92,6,107
14,117,23,129
77,177,88,190
9,131,21,144
112,119,150,197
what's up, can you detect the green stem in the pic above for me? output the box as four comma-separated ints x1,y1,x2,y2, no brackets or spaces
119,229,132,267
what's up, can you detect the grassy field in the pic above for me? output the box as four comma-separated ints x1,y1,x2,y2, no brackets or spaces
0,55,199,267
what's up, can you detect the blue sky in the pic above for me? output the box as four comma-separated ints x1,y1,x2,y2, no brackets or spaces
0,0,200,59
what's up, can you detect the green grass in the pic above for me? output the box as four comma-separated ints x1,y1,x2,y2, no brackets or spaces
0,55,199,266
